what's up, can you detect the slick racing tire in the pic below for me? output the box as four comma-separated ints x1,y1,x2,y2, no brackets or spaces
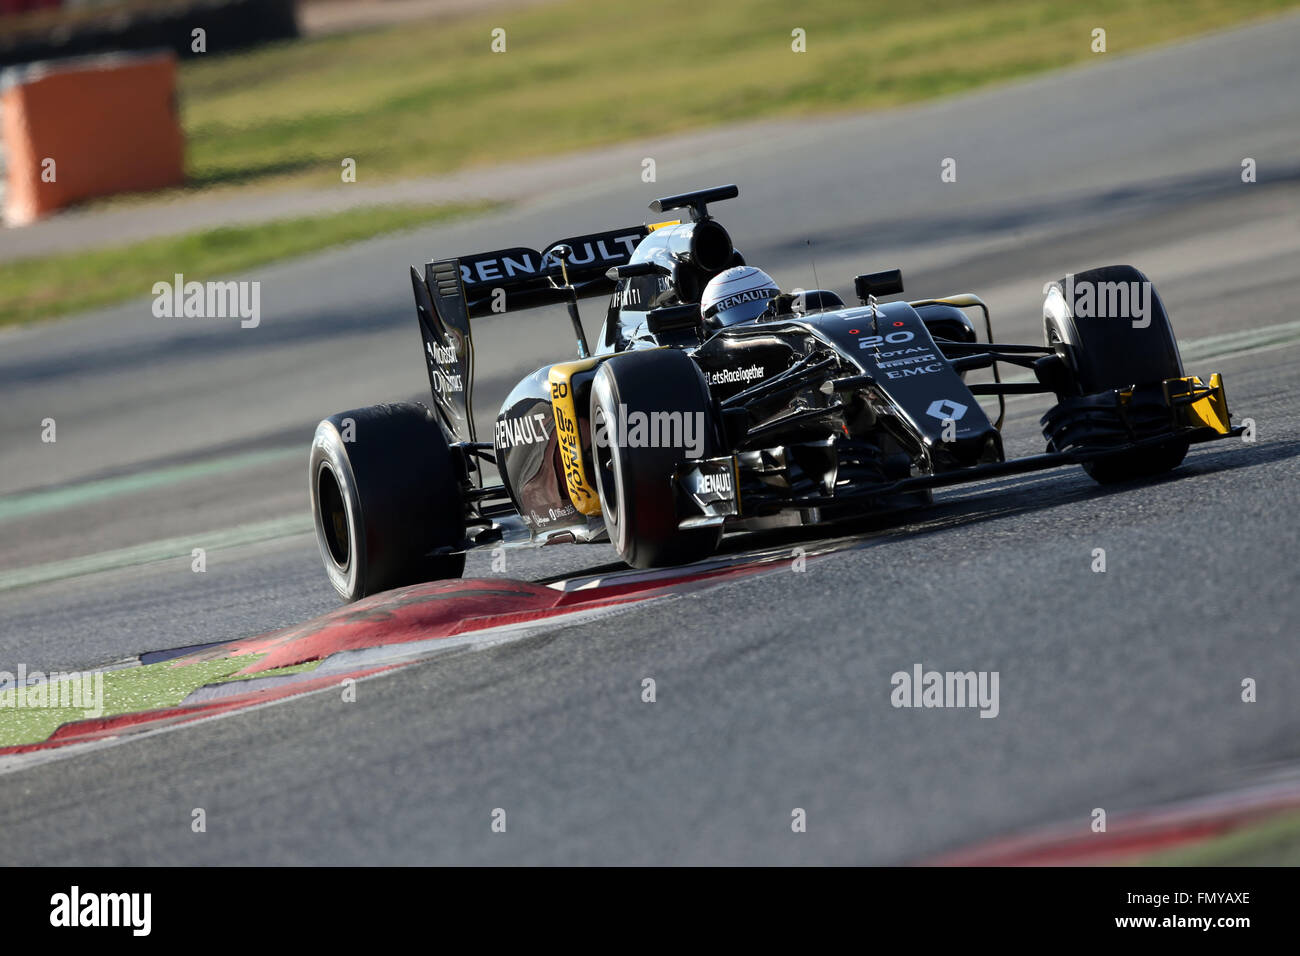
590,348,724,569
1043,265,1189,484
310,402,465,602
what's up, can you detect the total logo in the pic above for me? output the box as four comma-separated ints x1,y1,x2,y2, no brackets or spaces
926,399,968,422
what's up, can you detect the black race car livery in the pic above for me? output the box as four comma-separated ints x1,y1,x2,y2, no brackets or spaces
308,185,1240,601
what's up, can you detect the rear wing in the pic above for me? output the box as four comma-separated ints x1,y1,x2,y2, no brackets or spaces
410,223,650,448
450,224,650,317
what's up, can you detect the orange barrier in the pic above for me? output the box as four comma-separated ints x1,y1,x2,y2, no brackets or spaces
2,50,184,225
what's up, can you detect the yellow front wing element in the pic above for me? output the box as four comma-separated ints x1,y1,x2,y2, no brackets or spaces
1167,374,1232,434
549,358,603,516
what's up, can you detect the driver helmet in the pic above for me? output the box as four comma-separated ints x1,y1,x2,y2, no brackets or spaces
700,266,780,329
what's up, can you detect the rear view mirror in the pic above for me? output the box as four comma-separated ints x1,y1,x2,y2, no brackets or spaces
606,261,671,281
854,269,904,302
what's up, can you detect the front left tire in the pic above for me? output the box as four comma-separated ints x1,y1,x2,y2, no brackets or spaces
589,348,724,569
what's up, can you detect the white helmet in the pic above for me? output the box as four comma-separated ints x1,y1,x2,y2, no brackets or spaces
700,266,780,329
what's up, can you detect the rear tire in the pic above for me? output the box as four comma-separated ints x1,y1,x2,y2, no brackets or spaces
1043,265,1189,483
590,349,724,568
309,402,465,601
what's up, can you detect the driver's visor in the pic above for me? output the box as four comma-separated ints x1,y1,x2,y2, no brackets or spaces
705,291,778,327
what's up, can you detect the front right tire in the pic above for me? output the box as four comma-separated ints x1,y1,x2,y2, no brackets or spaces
1043,265,1189,483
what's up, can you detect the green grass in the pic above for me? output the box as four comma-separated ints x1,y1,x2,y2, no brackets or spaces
1137,810,1300,865
0,201,491,327
0,654,321,747
177,0,1300,191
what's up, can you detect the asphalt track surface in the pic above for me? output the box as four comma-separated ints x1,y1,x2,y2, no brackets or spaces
1,16,1299,864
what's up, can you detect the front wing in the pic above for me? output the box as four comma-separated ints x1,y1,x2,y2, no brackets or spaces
674,374,1239,528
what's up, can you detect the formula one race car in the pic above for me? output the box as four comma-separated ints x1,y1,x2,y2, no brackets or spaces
309,184,1240,600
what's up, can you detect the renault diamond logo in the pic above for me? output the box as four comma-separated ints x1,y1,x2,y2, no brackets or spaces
926,399,968,421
